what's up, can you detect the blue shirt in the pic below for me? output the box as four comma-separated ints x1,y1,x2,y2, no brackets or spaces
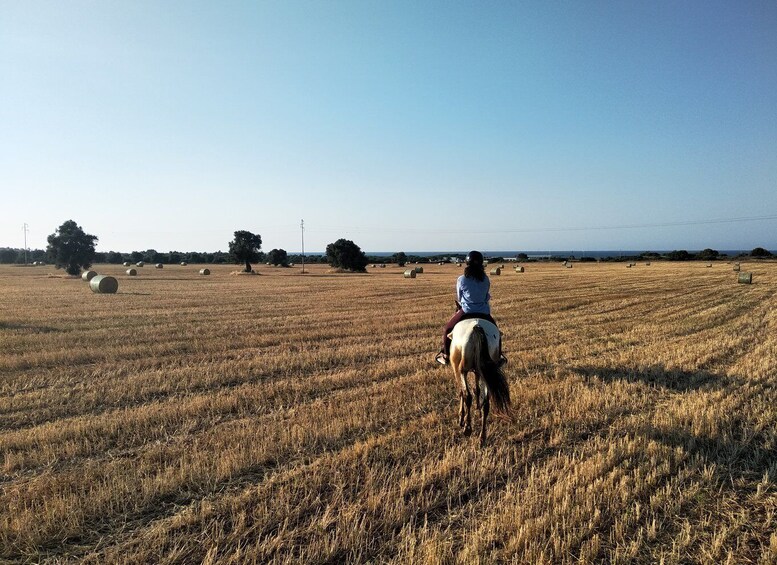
456,275,491,314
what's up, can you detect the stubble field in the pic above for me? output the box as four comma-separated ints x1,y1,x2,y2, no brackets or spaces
1,260,776,564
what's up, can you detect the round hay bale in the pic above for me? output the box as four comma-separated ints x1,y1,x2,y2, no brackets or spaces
379,264,386,268
483,261,489,267
738,272,752,284
155,263,163,269
706,263,712,268
123,262,131,266
490,267,501,275
414,266,424,274
136,261,144,267
500,264,505,269
81,270,97,281
733,264,740,272
645,262,651,266
90,275,118,294
514,266,524,273
199,268,210,275
126,268,137,276
566,263,573,268
403,269,416,278
371,264,376,268
180,262,188,266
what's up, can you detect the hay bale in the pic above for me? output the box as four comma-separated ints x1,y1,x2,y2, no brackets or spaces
123,262,131,267
500,264,505,269
483,261,489,267
733,264,740,272
136,261,144,267
414,266,424,274
403,269,416,278
490,267,501,275
155,263,163,269
126,268,137,276
645,262,651,266
371,264,376,268
706,263,712,268
738,272,752,284
89,275,118,294
380,264,386,268
81,270,97,281
180,262,187,266
199,268,210,275
566,263,573,268
514,266,524,273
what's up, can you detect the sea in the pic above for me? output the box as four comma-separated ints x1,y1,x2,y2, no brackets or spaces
353,250,751,259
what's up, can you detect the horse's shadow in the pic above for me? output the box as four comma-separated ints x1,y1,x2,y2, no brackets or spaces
0,321,62,333
571,363,738,392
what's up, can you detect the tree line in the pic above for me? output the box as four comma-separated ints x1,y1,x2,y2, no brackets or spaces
2,220,774,272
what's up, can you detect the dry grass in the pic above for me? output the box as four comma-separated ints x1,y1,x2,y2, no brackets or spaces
1,261,776,564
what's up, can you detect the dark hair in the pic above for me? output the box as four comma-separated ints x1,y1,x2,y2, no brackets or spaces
464,250,486,282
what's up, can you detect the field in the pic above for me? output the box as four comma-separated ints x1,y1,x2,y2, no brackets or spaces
1,260,776,564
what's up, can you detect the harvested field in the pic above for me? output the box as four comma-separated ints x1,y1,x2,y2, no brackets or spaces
1,261,776,564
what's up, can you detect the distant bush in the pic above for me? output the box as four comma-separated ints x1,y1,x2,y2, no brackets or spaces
268,248,289,266
667,250,693,261
326,239,368,272
751,247,773,257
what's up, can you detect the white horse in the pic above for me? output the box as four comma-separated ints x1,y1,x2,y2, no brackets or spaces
448,318,511,446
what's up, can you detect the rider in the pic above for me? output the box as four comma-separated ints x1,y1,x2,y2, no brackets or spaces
435,250,504,366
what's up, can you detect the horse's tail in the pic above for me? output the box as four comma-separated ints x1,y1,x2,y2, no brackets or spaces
473,325,511,414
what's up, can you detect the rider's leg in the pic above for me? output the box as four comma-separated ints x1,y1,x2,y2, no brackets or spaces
441,309,465,357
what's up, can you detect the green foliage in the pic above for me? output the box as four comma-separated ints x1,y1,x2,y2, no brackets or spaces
667,250,693,261
0,248,18,263
46,220,98,275
697,248,719,260
326,239,368,272
267,248,289,266
229,230,263,272
106,251,124,264
393,251,407,267
751,247,773,257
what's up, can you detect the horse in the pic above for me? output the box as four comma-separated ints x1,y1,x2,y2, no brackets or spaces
448,318,511,446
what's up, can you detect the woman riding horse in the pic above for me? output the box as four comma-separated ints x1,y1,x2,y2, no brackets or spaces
435,250,505,366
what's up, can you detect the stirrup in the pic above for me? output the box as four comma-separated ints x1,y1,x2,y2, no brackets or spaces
435,352,449,366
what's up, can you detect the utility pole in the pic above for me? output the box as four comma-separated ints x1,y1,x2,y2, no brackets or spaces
300,219,305,274
22,223,29,265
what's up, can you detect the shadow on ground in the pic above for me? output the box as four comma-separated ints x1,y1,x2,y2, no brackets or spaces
571,364,738,392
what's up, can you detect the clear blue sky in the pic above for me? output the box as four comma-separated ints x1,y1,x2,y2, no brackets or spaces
2,1,776,253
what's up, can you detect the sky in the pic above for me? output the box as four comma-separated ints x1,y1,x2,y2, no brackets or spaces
1,1,776,253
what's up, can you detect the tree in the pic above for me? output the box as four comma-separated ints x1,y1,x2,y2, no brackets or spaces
393,251,407,267
268,248,288,266
697,248,719,260
751,247,773,257
326,238,368,272
229,230,262,272
106,251,124,264
667,250,693,261
130,251,143,262
46,220,98,275
0,248,17,263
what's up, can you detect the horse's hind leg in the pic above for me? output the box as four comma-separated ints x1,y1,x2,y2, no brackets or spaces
479,388,490,447
474,378,481,410
458,371,472,435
